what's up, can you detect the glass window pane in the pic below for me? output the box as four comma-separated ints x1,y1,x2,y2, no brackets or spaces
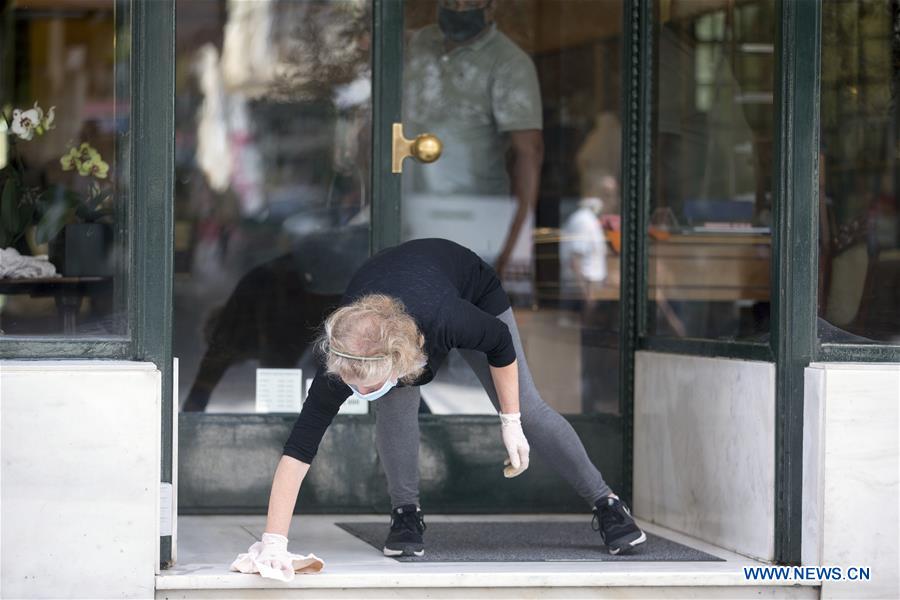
402,0,624,415
0,0,130,336
819,0,900,344
175,0,372,413
649,0,775,341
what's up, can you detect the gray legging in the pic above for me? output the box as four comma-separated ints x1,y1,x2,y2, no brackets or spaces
374,307,612,508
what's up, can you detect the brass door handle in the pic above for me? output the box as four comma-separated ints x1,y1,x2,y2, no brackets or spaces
392,123,443,173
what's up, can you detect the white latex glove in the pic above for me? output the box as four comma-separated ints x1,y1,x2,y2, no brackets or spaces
230,532,324,582
499,412,530,478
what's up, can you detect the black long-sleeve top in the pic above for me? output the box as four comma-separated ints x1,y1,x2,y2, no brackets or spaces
282,238,514,464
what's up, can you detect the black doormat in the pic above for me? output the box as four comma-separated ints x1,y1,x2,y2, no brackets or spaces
336,521,725,562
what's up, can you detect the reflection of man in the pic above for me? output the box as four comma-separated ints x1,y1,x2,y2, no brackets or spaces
402,0,544,277
561,196,608,306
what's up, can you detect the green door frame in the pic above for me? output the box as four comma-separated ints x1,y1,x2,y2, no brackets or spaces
372,0,404,253
134,0,175,566
771,0,820,566
619,0,652,510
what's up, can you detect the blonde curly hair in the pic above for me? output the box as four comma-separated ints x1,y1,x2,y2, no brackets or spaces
317,294,426,385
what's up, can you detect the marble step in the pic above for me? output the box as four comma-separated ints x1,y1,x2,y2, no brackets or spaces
156,515,819,600
157,572,817,600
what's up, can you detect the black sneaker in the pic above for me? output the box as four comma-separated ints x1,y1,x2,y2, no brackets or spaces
592,496,647,555
383,504,426,557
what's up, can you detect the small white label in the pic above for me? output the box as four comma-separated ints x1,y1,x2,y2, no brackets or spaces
256,369,304,413
305,377,368,415
159,482,173,536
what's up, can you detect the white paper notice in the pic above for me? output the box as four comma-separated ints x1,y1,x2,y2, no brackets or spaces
305,377,368,415
256,369,303,413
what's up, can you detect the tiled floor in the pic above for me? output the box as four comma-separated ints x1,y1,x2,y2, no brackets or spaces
157,514,818,596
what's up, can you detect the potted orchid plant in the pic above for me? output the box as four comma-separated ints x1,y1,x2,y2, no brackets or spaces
55,141,114,276
0,101,60,251
1,101,114,276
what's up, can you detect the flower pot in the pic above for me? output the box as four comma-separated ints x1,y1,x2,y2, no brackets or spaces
59,223,113,277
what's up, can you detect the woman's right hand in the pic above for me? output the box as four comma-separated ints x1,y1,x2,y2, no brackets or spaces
231,532,325,581
232,455,313,580
232,533,296,581
499,412,530,478
252,533,296,577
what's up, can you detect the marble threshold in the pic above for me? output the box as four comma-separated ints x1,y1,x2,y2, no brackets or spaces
157,515,817,592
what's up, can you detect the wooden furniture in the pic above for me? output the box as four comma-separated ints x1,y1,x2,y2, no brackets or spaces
535,229,771,303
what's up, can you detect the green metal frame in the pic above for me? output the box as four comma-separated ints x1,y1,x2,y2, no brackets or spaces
771,0,820,565
371,0,404,253
818,344,900,363
640,337,773,362
619,0,651,507
132,0,175,567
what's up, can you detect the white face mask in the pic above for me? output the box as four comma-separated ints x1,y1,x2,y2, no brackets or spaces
348,377,397,402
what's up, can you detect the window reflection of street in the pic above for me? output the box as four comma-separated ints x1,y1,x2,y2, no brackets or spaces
174,0,372,412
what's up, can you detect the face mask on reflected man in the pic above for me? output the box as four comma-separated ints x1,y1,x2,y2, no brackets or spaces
438,5,489,43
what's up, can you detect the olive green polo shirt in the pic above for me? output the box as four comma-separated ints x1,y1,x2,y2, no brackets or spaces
402,24,543,197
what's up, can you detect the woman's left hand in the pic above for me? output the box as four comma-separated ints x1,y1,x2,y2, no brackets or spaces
499,412,530,478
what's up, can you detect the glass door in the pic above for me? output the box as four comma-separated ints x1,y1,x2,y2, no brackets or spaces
172,0,627,513
392,0,628,503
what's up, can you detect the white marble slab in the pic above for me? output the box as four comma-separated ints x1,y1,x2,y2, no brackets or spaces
1,361,161,599
157,587,816,600
809,363,900,600
159,514,817,596
633,352,776,561
802,366,826,567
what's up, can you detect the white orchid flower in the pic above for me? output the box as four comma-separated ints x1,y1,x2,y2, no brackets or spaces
11,107,39,140
10,102,53,140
